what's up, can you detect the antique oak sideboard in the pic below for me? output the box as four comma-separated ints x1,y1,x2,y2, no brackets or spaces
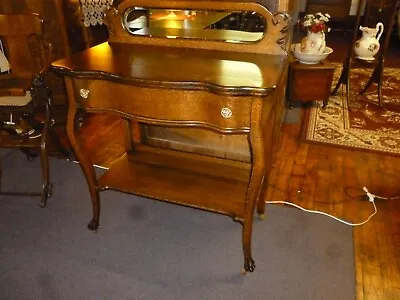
51,0,290,273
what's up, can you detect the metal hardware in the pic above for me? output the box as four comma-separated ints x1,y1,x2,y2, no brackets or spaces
80,89,90,99
221,107,232,119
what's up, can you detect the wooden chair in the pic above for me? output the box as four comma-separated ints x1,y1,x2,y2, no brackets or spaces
0,13,54,207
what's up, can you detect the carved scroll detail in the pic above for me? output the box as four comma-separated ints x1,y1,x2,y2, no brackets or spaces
272,12,291,52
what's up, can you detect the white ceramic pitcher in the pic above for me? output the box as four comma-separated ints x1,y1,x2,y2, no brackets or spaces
300,31,326,54
354,22,384,61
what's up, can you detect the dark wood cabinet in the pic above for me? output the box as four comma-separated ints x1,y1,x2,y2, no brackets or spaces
306,0,352,20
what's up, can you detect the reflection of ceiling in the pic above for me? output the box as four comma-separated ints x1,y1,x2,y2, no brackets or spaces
216,59,263,87
124,8,265,43
150,10,196,21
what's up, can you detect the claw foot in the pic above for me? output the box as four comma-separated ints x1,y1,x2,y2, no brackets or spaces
87,219,99,232
39,183,53,208
242,258,256,274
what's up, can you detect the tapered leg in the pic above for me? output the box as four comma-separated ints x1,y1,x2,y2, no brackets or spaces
360,58,384,108
242,221,256,273
39,99,51,207
241,100,267,273
64,77,100,231
331,70,345,96
39,121,50,207
332,56,352,109
256,175,266,219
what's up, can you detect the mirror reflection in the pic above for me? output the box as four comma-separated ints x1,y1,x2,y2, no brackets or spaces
123,8,266,43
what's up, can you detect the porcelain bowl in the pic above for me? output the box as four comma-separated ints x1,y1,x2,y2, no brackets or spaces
291,43,333,64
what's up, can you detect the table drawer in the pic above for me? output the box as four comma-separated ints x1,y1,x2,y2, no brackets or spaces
72,79,252,131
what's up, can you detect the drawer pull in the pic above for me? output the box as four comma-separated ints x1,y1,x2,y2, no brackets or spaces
80,89,90,99
221,107,232,119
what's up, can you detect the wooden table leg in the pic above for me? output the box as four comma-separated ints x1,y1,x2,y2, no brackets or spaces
65,77,101,231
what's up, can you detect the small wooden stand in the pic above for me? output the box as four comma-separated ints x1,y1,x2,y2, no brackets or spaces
288,58,336,108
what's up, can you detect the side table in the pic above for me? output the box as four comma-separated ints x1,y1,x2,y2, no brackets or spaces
288,58,336,108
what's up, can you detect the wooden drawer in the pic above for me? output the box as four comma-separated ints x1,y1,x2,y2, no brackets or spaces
72,78,252,131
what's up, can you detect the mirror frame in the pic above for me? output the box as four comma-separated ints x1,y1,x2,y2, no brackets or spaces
106,0,290,55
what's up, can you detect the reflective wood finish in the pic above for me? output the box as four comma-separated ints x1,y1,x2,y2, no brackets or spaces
54,15,400,296
51,0,289,273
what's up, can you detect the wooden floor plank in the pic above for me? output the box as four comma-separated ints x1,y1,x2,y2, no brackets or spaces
358,157,385,300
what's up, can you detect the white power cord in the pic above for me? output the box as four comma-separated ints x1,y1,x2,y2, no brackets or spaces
265,186,377,227
363,186,400,200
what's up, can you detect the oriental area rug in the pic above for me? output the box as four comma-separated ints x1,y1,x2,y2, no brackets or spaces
303,65,400,155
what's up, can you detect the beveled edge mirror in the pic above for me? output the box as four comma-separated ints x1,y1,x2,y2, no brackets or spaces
122,7,266,44
105,0,290,55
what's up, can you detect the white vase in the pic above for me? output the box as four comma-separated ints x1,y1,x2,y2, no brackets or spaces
300,31,326,54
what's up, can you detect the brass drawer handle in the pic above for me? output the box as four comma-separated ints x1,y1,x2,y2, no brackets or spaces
221,107,232,119
80,89,90,99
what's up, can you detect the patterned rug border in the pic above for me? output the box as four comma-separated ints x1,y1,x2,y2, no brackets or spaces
301,87,400,156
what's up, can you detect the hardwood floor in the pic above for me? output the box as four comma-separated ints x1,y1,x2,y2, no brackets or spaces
54,30,400,300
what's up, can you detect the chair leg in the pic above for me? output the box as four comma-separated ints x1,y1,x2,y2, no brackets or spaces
39,142,51,207
359,58,385,108
346,70,351,109
39,93,53,207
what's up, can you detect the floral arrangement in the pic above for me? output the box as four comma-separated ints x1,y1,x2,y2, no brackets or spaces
301,12,331,34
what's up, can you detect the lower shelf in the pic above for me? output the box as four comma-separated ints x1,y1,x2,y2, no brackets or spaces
97,145,252,221
0,133,42,148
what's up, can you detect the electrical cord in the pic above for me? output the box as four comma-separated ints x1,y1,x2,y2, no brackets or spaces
363,187,400,200
265,186,377,227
